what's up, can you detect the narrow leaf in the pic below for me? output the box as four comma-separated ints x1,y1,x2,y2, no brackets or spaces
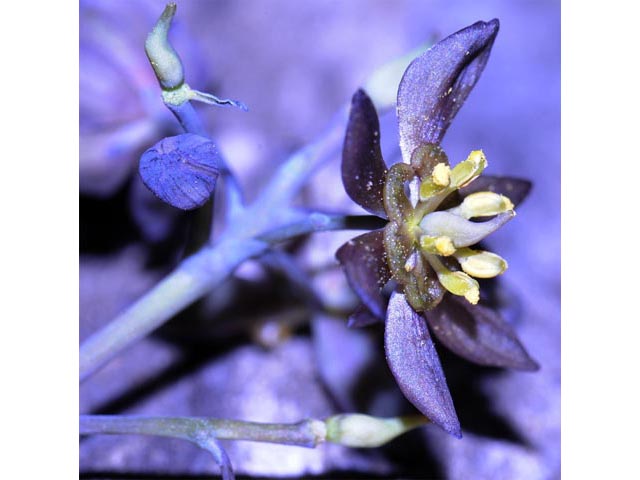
384,292,461,437
426,295,539,370
342,89,388,218
397,19,499,161
336,230,391,319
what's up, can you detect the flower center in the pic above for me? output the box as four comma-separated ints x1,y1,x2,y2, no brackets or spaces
382,144,515,311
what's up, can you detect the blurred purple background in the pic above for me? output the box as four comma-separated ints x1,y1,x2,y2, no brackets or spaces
80,0,560,478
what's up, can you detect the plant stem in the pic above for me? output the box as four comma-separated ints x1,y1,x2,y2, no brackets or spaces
80,415,326,448
80,3,421,382
257,213,385,243
81,415,237,479
79,213,383,381
166,100,245,230
255,107,348,210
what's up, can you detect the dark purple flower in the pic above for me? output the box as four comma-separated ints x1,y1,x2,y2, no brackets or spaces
139,133,220,210
336,20,538,437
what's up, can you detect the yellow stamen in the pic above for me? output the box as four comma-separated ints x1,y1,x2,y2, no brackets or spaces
450,150,487,188
451,191,514,218
432,163,451,187
420,235,455,256
435,236,455,256
454,247,508,278
427,255,480,304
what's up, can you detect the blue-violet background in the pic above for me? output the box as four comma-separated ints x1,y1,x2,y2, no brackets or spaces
80,0,560,478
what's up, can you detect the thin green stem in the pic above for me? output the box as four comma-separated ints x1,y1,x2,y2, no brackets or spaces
255,108,348,210
150,5,246,226
257,213,385,243
81,3,425,383
79,213,383,381
81,415,236,479
80,415,326,448
80,413,428,455
166,95,245,228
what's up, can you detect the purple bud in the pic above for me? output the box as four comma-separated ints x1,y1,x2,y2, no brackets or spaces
139,133,220,210
80,0,209,196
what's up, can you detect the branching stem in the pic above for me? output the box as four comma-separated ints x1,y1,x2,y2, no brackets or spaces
79,213,383,381
80,415,326,448
80,2,421,382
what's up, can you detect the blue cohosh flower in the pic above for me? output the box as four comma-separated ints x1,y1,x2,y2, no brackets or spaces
336,19,538,437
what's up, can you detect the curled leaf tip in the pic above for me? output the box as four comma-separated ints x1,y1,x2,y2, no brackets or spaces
190,89,249,111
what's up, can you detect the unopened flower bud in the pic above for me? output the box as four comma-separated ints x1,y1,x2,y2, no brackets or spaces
145,3,185,90
325,414,427,448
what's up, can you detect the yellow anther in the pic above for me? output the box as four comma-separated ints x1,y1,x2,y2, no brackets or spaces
450,191,514,219
450,150,487,188
427,255,480,304
432,163,451,187
454,247,508,278
440,270,480,304
435,236,455,256
420,235,455,256
419,179,444,201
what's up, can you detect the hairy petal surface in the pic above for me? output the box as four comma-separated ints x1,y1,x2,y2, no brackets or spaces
426,295,539,370
336,230,391,319
459,175,532,207
385,291,461,437
342,89,388,218
397,19,499,161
